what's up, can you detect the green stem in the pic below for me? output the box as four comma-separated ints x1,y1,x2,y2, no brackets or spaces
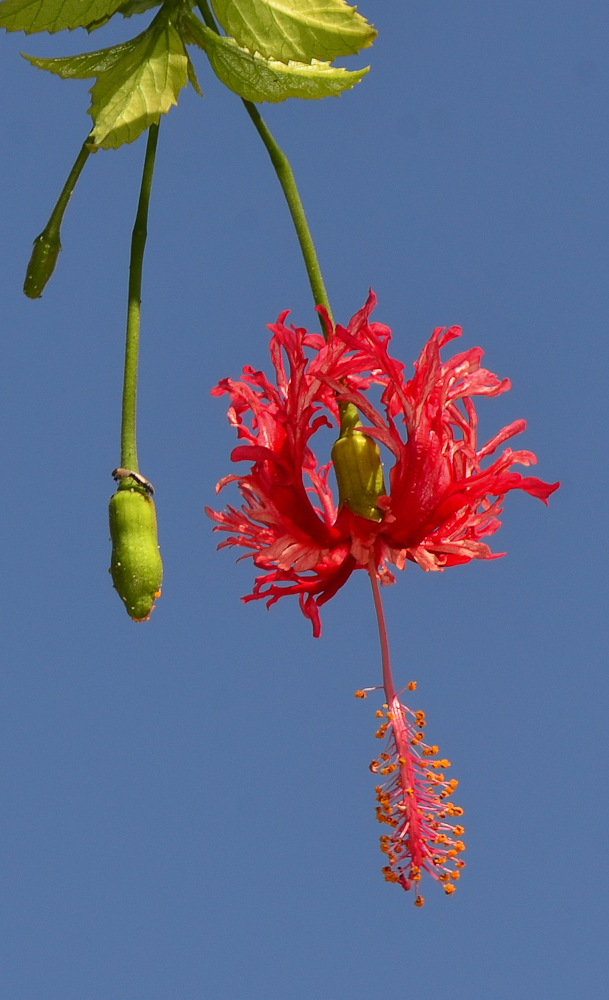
40,137,91,242
196,0,217,30
241,101,333,336
23,137,91,298
195,0,333,338
120,123,160,471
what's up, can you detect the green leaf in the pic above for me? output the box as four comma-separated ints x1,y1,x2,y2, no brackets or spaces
118,0,160,18
184,14,368,103
186,52,202,95
211,0,376,63
0,0,125,34
25,20,189,148
24,36,143,78
89,21,188,147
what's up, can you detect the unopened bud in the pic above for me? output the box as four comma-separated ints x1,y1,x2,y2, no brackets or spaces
109,483,162,621
331,402,386,521
23,231,61,299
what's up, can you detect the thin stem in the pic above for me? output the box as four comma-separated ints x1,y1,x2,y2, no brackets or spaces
241,102,333,337
23,137,92,297
368,559,396,704
39,137,91,242
196,0,217,30
120,123,160,471
195,0,333,338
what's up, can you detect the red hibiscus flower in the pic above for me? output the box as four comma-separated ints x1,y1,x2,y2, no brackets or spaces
207,292,558,637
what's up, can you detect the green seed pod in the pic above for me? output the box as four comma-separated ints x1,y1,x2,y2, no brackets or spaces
109,485,163,621
331,402,386,522
23,231,61,299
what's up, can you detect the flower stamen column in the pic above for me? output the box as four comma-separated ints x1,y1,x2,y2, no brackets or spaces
366,559,466,904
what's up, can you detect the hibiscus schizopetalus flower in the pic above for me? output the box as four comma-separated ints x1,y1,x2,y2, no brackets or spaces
207,292,558,636
207,293,558,902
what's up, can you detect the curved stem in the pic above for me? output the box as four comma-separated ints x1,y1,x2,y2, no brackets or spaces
38,137,91,243
196,0,217,30
120,123,160,471
195,0,333,338
367,559,396,703
241,101,333,337
23,137,92,297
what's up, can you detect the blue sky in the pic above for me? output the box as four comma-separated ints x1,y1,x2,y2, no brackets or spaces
0,2,607,998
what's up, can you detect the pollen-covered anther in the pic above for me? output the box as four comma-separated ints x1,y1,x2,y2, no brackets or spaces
368,694,465,900
354,690,367,699
407,682,417,691
414,896,424,907
375,709,384,718
453,825,465,836
369,760,380,773
444,884,456,896
455,860,466,868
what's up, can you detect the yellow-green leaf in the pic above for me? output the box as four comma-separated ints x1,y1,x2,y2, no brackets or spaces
211,0,376,64
185,15,368,103
24,36,142,78
88,21,188,148
0,0,124,34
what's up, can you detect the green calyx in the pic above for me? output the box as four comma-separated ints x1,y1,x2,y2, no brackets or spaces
109,485,163,620
331,402,386,522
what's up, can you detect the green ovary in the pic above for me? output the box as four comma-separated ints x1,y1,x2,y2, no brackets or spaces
109,487,162,620
331,402,386,522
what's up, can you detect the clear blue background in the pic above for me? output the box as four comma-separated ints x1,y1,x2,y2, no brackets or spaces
0,2,605,997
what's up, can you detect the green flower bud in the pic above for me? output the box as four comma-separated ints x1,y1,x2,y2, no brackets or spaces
331,402,386,522
109,484,162,621
23,231,61,299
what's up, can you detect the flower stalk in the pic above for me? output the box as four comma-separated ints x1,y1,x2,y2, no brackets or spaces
23,137,91,299
195,0,333,338
120,122,159,472
109,122,163,622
